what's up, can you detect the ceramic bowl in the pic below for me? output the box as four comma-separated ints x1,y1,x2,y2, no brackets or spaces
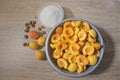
45,18,105,77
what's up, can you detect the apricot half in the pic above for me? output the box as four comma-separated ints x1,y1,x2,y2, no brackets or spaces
82,22,90,32
77,41,85,47
77,64,84,73
78,30,87,41
68,63,77,72
57,58,68,69
69,43,80,55
68,55,77,63
53,50,63,59
82,45,95,56
71,21,81,27
63,27,74,37
50,43,57,49
74,27,80,35
94,50,100,57
63,52,70,60
76,55,89,65
55,26,63,34
76,21,81,27
88,55,97,65
65,48,71,54
85,42,91,46
63,22,72,29
61,33,69,42
91,42,101,49
70,35,78,42
56,41,67,51
88,29,97,38
51,34,61,43
87,35,96,43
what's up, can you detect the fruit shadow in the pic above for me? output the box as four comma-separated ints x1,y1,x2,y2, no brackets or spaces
91,27,115,75
62,7,74,19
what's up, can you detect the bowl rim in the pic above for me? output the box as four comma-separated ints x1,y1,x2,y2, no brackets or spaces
45,18,105,78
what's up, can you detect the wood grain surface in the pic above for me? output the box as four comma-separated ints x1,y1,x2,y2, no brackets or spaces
0,0,120,80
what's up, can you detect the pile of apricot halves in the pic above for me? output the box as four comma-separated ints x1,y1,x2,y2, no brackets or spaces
50,21,101,73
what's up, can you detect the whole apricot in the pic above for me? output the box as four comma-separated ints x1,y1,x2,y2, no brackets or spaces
37,37,46,46
35,50,44,60
29,41,39,50
29,31,39,39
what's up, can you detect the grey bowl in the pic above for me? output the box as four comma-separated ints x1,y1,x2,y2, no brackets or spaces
45,18,105,78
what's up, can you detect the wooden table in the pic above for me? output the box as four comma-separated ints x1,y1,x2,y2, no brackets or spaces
0,0,120,80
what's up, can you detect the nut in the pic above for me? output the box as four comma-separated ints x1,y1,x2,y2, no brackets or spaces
31,24,35,28
38,27,42,31
24,35,28,39
23,43,28,47
25,23,29,26
24,28,29,33
41,26,45,29
42,31,46,34
25,25,30,29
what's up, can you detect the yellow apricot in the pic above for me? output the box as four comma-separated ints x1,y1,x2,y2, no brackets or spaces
69,43,80,55
77,64,84,73
82,45,95,56
53,50,63,59
56,41,67,51
77,41,85,47
63,22,72,29
29,41,39,50
70,35,78,42
50,43,57,49
71,21,76,27
55,26,63,34
37,37,46,46
63,52,70,60
63,27,74,37
91,42,101,49
74,27,80,35
51,34,61,43
68,55,77,63
87,35,96,43
35,50,44,60
88,29,97,38
88,55,98,65
82,22,90,32
94,50,100,57
72,55,78,63
76,21,81,27
71,21,81,27
57,58,68,69
68,63,77,72
78,30,87,41
68,55,74,63
76,55,89,65
85,42,91,46
61,33,69,42
64,48,71,54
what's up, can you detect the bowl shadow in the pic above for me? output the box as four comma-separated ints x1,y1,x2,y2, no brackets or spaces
91,27,115,75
